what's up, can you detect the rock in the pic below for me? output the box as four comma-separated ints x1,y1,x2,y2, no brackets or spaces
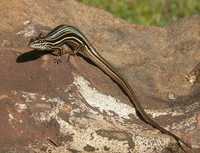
0,0,199,153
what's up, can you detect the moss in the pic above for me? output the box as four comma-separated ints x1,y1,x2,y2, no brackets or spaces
80,0,200,26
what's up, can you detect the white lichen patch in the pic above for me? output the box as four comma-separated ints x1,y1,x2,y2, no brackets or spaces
168,92,176,100
135,134,171,153
8,113,15,122
145,101,200,117
35,97,65,122
8,113,23,126
184,102,200,113
12,77,196,153
73,75,136,119
15,103,27,113
21,91,37,103
40,95,46,101
170,115,196,131
57,118,134,153
147,110,168,118
55,115,171,153
14,88,178,152
23,20,31,25
146,108,184,118
16,24,36,37
16,91,67,123
73,75,188,120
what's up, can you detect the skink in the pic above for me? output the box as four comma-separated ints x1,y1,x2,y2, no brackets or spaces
29,25,191,152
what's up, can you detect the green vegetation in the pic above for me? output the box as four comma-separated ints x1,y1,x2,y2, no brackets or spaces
80,0,200,26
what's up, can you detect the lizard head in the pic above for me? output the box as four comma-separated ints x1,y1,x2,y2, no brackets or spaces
29,38,52,51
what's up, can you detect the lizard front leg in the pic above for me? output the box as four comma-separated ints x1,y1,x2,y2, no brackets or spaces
65,44,85,61
51,44,85,63
51,47,75,63
50,47,64,64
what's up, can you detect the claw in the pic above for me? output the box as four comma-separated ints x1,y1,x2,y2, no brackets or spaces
54,56,62,64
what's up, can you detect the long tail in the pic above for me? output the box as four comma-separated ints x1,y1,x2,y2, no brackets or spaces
81,45,192,152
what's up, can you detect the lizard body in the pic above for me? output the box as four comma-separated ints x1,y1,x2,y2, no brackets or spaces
29,25,191,151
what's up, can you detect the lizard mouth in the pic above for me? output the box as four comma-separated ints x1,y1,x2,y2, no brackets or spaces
29,43,44,50
29,44,39,49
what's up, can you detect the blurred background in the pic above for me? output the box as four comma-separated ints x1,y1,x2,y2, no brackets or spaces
79,0,200,26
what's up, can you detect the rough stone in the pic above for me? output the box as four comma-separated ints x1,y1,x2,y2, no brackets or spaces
0,0,199,153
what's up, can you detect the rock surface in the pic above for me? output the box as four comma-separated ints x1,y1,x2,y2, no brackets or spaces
0,0,200,153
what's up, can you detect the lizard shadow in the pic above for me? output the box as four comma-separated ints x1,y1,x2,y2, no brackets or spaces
16,50,54,63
